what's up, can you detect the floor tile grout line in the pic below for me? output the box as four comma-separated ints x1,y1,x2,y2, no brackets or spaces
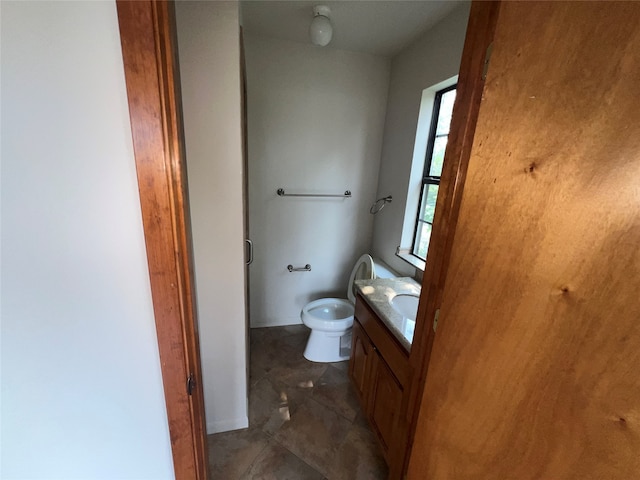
310,388,360,425
268,434,328,479
237,440,272,479
271,393,352,476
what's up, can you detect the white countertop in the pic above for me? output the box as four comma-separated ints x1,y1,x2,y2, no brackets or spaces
355,277,421,351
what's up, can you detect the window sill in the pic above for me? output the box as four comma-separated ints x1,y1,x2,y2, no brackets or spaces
395,248,426,272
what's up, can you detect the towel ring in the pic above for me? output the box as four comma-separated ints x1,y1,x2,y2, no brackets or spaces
370,195,392,214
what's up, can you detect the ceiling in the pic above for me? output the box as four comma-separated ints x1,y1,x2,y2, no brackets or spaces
240,1,465,57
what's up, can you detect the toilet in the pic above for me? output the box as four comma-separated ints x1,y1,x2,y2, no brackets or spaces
301,254,396,362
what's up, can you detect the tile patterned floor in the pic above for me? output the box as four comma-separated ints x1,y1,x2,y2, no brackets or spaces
207,325,388,479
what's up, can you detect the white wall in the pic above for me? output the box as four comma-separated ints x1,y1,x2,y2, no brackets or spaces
244,33,390,327
175,1,248,434
0,2,174,478
371,3,471,276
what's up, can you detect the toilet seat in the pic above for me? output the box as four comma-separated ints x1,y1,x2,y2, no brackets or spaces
346,254,375,303
301,254,376,362
301,298,354,331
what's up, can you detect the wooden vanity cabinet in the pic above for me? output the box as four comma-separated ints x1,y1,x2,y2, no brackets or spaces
349,294,410,463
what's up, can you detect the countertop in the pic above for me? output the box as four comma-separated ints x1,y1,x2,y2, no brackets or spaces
354,277,421,351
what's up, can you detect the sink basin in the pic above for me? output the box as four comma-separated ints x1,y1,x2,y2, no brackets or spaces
389,294,419,320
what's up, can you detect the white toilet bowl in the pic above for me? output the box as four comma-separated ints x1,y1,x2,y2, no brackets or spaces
301,254,377,362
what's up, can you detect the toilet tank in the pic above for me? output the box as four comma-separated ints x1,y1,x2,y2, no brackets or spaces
372,258,398,279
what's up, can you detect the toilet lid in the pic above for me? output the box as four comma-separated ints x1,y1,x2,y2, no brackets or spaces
347,254,375,303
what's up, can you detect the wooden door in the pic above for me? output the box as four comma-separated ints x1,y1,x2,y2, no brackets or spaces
116,2,208,479
408,2,640,479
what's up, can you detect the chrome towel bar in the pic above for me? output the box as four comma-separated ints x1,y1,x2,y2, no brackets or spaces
288,264,311,272
277,188,351,198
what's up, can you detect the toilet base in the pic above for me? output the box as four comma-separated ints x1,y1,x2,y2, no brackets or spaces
303,328,351,363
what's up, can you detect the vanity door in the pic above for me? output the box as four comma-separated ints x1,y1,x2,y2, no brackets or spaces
368,351,403,461
349,320,375,406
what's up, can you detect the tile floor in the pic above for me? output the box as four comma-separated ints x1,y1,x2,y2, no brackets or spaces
207,325,388,479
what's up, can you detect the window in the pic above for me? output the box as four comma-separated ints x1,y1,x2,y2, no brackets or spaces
412,84,456,261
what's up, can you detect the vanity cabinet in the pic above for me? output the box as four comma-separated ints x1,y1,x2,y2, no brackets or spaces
349,294,410,463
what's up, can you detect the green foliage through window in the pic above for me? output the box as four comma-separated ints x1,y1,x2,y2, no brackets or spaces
412,85,456,261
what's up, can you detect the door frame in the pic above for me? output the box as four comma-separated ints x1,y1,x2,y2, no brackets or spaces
115,0,499,478
116,1,208,479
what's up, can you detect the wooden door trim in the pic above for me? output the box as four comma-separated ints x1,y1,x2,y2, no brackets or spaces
399,2,502,477
116,2,208,479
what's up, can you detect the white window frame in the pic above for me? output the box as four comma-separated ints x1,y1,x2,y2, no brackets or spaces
397,76,458,271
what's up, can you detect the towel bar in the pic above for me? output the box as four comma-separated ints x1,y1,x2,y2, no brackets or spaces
277,188,351,198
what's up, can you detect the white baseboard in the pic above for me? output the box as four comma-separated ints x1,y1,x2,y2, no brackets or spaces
207,416,249,434
251,317,302,328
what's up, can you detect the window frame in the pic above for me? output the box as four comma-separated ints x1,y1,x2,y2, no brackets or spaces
411,83,457,261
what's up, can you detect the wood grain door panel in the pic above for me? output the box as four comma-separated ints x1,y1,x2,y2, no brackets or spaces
408,2,640,479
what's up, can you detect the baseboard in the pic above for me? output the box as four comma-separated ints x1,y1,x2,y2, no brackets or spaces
251,317,302,328
207,416,249,434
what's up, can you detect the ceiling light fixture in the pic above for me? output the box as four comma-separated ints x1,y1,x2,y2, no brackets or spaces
310,5,333,47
